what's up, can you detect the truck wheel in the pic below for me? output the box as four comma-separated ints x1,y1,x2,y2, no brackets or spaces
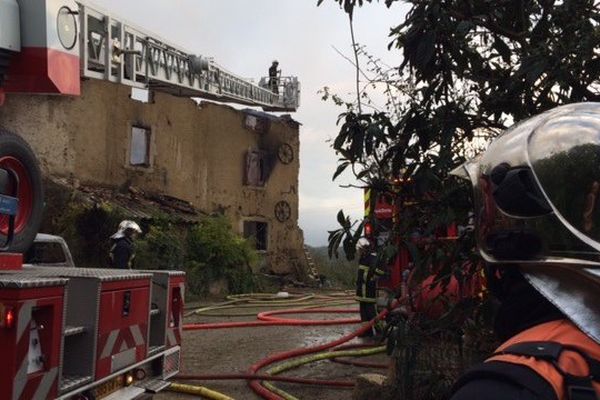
0,129,44,253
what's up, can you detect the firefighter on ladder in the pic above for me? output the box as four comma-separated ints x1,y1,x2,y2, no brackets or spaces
355,238,385,337
269,60,280,94
450,103,600,400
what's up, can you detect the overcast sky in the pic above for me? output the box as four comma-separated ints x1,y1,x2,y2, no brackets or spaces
93,0,407,246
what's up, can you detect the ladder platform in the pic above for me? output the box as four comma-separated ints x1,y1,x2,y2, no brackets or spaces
78,2,300,112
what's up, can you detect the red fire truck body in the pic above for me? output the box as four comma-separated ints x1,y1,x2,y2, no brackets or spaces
363,186,475,317
363,186,406,294
0,0,302,397
0,265,184,400
0,275,66,400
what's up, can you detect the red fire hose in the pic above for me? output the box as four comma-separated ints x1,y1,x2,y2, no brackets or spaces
181,296,397,400
247,299,399,400
174,343,382,389
175,374,354,387
183,308,360,330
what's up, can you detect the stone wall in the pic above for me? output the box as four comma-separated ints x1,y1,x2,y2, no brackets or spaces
0,79,305,274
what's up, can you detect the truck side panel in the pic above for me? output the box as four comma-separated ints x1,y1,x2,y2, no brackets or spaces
0,278,66,400
96,279,150,379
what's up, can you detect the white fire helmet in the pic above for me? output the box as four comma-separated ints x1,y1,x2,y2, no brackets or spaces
356,238,371,252
452,102,600,344
111,220,142,239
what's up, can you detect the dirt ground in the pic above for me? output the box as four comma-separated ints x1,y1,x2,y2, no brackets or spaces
156,292,390,400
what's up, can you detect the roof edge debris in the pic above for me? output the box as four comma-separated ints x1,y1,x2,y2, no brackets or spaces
241,108,302,127
194,99,301,127
47,176,205,223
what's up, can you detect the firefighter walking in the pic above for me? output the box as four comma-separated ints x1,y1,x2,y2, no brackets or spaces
355,238,384,337
109,220,142,269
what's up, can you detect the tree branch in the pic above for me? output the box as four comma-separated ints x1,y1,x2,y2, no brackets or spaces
348,14,363,113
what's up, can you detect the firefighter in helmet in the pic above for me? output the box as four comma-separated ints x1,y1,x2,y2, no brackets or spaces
451,103,600,400
268,60,280,94
355,237,385,337
109,220,142,269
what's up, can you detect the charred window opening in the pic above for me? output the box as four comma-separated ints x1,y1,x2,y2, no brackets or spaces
245,150,270,186
130,126,151,167
243,221,268,251
243,113,271,134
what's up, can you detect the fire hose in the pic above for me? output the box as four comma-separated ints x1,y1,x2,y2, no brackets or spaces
187,299,354,317
183,309,360,330
172,346,385,400
247,299,399,400
175,373,354,387
178,293,396,400
185,292,355,318
261,346,386,400
167,382,235,400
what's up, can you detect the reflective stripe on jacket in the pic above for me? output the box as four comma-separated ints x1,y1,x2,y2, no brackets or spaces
486,319,600,399
355,258,383,303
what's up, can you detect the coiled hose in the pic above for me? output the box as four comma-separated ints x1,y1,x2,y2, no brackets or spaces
261,346,387,400
247,298,399,400
183,308,360,330
178,292,392,400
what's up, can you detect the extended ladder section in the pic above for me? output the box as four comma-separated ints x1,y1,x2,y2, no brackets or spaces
78,2,300,112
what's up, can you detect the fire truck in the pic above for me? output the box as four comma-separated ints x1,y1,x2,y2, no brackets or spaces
363,182,481,317
0,1,301,399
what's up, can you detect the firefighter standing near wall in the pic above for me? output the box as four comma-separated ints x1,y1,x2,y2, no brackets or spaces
450,103,600,400
355,238,385,337
109,220,142,269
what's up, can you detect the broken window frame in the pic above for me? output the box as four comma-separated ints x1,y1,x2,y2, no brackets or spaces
243,113,271,134
243,220,268,251
130,125,152,168
245,150,268,187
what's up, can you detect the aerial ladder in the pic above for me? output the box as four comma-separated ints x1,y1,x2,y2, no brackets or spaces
0,0,301,112
0,0,299,399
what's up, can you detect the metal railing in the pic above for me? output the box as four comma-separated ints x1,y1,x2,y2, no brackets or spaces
77,2,300,112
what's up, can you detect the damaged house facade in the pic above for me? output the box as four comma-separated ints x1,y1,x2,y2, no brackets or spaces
0,79,306,274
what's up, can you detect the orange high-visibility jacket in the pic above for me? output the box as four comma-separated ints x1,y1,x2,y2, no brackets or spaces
486,319,600,400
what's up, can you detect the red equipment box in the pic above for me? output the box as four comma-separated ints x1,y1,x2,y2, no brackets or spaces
166,272,185,349
95,273,152,379
24,268,153,386
0,275,67,400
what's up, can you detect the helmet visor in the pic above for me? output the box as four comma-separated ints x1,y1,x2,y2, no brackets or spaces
529,108,600,254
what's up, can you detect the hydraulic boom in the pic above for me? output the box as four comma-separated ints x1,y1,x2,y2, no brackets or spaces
0,0,300,112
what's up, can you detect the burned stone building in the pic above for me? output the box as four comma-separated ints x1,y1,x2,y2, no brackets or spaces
0,79,305,274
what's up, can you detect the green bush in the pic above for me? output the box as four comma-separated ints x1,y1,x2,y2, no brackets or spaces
47,202,126,268
185,215,258,295
41,184,259,296
135,218,186,270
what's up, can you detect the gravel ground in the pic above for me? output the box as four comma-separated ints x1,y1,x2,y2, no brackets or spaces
156,295,389,400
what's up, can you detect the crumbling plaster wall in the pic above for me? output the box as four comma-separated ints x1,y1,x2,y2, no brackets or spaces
0,79,304,274
200,101,304,274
